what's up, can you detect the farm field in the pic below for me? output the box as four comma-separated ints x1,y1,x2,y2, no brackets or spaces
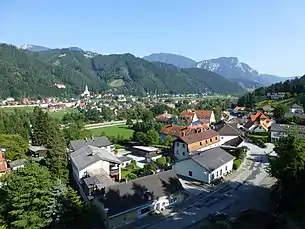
90,124,134,139
0,106,78,119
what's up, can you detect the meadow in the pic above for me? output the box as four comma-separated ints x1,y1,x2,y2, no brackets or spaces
90,124,134,139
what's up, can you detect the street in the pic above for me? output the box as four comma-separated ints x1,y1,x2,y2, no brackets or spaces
122,142,276,229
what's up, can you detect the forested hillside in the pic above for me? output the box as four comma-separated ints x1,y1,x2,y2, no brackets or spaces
238,75,305,107
0,44,245,98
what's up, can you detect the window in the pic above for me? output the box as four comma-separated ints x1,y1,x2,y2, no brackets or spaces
140,206,151,215
176,142,180,147
182,152,185,156
225,166,227,171
182,144,185,148
211,173,215,180
220,169,222,176
216,171,219,177
200,142,203,146
206,140,208,144
215,137,218,140
188,171,193,176
210,139,212,142
176,150,179,155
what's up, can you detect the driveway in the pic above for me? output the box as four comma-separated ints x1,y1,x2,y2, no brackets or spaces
120,142,276,229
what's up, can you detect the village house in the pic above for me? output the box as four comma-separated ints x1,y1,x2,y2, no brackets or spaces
266,92,288,100
28,145,48,158
131,146,162,163
173,129,220,161
159,124,210,141
93,170,184,229
270,123,305,142
213,120,243,145
154,111,173,123
69,145,122,201
174,147,235,184
69,136,115,153
290,103,304,114
0,149,10,177
179,109,215,126
8,159,28,170
243,112,271,132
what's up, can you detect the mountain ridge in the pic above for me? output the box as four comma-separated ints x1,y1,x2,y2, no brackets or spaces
0,43,245,98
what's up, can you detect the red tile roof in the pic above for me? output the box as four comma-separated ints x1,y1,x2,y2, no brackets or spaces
179,129,219,145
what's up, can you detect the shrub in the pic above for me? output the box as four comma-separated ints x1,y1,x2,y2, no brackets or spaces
233,159,242,170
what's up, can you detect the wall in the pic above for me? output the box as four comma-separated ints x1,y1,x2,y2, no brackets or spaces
173,137,220,161
78,160,110,180
210,112,216,124
270,131,286,142
174,159,210,183
174,158,234,184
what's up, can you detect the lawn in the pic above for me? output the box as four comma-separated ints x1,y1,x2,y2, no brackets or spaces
256,97,298,108
0,106,79,119
90,124,134,139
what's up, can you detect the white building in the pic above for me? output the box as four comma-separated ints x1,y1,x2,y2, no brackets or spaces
81,85,90,97
214,121,243,145
174,147,235,184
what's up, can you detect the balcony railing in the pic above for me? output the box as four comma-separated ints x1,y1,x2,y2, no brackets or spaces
110,168,119,175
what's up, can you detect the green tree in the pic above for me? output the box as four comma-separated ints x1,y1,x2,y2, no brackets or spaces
163,135,173,147
268,128,305,215
126,118,133,126
63,121,92,143
0,163,53,229
145,130,160,146
273,105,286,120
0,134,29,160
141,110,154,122
32,107,50,146
213,107,222,122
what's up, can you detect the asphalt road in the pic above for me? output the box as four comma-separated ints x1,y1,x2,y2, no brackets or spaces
139,142,276,229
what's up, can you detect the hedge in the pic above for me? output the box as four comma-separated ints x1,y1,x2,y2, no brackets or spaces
233,159,242,170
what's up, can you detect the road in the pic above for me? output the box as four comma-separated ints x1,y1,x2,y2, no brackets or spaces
127,142,276,229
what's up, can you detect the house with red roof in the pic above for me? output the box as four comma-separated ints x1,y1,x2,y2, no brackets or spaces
243,112,272,132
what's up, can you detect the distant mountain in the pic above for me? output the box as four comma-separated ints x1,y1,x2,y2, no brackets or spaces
196,57,292,88
143,53,197,68
20,44,50,52
143,53,293,90
0,44,245,98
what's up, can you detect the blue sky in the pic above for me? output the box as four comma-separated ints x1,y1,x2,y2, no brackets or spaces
1,0,305,76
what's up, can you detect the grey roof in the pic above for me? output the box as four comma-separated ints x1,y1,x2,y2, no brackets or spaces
98,170,183,217
243,120,254,129
118,156,133,162
83,173,115,190
9,159,28,168
70,136,112,151
191,147,235,172
214,121,241,136
29,146,47,152
70,145,121,171
284,112,305,118
222,136,244,147
291,104,303,109
270,123,305,134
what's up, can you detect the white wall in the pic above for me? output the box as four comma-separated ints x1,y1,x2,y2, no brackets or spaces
270,131,286,141
210,112,216,124
174,158,234,184
78,160,110,180
174,159,211,183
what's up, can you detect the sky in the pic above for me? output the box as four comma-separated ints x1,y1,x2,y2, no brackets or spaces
1,0,305,76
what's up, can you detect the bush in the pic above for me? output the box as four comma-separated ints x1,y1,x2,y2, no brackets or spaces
233,159,242,170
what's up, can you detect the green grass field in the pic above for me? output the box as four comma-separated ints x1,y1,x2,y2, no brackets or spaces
90,124,134,139
256,97,298,108
0,106,78,119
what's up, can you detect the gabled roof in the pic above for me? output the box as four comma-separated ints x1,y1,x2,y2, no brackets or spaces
291,103,303,109
179,129,219,145
270,123,305,134
191,147,235,172
154,113,173,122
70,145,121,171
214,121,242,136
249,112,268,122
98,170,183,217
222,136,244,147
29,146,47,152
179,109,195,118
160,124,209,138
70,136,112,151
195,110,213,118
